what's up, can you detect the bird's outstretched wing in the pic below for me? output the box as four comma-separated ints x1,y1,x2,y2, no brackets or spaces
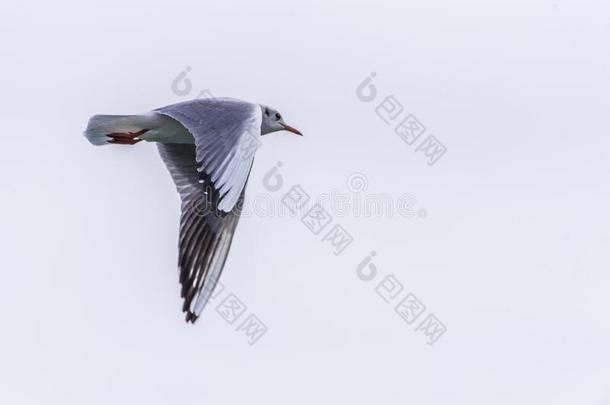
155,98,262,322
157,143,249,322
156,98,262,213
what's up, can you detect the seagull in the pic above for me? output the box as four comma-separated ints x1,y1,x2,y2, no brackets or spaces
83,97,302,323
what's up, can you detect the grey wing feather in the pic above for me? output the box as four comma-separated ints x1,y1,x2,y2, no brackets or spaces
157,143,246,322
155,98,261,213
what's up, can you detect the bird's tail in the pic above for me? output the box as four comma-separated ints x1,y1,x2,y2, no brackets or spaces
83,114,151,145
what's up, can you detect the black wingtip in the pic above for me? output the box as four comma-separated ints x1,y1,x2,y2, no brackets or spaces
185,311,199,324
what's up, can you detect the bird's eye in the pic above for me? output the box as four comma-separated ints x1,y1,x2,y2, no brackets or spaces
275,113,282,120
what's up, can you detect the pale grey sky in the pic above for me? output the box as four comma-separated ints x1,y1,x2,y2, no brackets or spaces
1,0,609,404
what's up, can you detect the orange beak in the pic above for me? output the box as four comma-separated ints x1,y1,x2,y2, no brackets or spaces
282,124,303,136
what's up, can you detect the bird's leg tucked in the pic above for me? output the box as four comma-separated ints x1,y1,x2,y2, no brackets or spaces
106,129,149,145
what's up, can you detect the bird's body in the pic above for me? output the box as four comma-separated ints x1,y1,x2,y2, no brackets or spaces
83,97,301,323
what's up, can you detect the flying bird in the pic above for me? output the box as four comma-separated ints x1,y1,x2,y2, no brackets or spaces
83,97,302,323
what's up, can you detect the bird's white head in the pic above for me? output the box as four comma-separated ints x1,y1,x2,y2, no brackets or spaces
259,105,302,136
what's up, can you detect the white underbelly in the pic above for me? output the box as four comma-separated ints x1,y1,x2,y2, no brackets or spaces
140,113,195,144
